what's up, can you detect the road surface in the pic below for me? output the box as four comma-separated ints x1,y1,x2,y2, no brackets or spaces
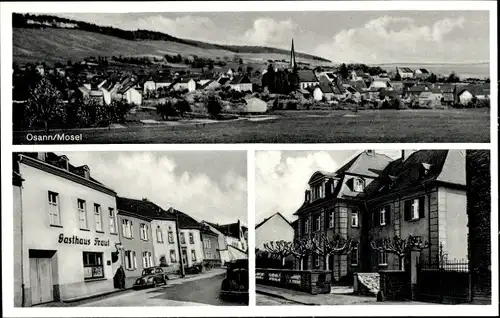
256,294,302,305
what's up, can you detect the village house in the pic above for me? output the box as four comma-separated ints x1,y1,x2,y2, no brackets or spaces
313,83,335,101
294,150,393,281
143,74,173,95
368,78,391,90
243,97,268,113
293,150,468,282
115,197,155,287
229,74,253,92
200,225,221,266
118,84,142,106
172,208,204,269
418,91,441,108
13,152,121,306
396,66,414,79
203,220,248,264
298,70,320,90
173,78,197,92
414,68,430,79
255,212,295,251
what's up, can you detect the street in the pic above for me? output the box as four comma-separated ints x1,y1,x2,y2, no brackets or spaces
81,272,238,306
256,294,302,305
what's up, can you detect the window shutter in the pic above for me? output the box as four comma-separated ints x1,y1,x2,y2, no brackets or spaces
404,200,411,221
385,205,391,225
419,196,425,218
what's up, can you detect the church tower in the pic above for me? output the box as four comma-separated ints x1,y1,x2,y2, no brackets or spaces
290,39,297,71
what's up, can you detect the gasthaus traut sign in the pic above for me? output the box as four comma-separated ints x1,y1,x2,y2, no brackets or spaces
58,233,110,246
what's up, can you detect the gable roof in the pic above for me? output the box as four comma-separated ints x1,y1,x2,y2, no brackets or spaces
316,82,333,94
117,197,173,221
168,207,201,229
255,212,292,230
298,70,318,83
229,74,251,85
205,221,242,239
218,77,230,85
349,80,367,92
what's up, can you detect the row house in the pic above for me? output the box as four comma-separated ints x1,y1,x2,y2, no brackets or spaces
293,150,468,282
173,208,204,268
13,152,121,306
201,225,221,264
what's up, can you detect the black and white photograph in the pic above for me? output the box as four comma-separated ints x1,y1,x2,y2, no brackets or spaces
10,9,491,144
12,151,249,307
255,149,491,305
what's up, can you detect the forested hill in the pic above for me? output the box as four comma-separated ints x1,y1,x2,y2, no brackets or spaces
12,13,331,63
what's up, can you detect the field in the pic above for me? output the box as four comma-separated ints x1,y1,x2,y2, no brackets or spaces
13,109,490,144
13,28,326,66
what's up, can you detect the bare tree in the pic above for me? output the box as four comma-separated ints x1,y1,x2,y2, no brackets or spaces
370,235,429,270
313,233,357,269
290,238,314,270
263,240,292,267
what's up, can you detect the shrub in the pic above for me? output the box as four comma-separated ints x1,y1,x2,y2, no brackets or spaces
156,100,177,119
205,95,222,118
174,99,191,117
285,100,298,110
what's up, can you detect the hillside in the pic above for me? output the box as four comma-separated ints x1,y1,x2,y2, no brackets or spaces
12,13,331,66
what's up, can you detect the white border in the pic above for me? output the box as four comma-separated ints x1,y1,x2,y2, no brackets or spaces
1,1,498,317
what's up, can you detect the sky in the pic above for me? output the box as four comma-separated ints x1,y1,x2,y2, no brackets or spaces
56,11,490,64
59,151,247,225
255,149,403,225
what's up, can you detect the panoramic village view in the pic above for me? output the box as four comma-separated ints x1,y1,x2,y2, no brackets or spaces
13,151,249,306
12,11,490,144
255,150,491,305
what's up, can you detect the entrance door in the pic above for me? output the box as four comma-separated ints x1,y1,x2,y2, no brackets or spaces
30,257,54,305
181,249,188,267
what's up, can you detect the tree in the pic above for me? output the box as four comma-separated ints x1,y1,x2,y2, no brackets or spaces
447,71,460,83
25,77,65,132
428,73,438,83
394,72,402,81
370,235,429,270
290,238,315,270
156,100,177,120
205,95,222,118
339,63,349,80
174,98,191,117
263,240,292,267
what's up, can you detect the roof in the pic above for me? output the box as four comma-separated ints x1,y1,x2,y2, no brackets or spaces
168,207,202,229
218,77,230,85
255,212,292,230
335,150,393,178
205,221,242,239
298,70,318,83
151,73,173,83
116,197,171,221
398,67,413,73
316,82,333,94
419,68,430,74
349,80,367,92
366,150,465,198
16,152,107,188
177,77,195,84
201,225,219,237
229,75,252,85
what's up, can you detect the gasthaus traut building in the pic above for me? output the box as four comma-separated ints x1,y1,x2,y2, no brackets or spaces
13,152,122,306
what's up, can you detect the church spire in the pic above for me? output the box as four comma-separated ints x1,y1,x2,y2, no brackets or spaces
290,38,297,70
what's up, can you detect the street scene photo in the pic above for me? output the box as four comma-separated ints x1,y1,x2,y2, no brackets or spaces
255,149,491,305
12,151,249,306
11,10,491,144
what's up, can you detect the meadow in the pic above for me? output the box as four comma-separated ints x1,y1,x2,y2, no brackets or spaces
13,109,490,144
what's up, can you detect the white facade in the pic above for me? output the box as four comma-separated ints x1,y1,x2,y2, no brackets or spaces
179,229,203,267
256,213,294,251
230,83,253,92
459,90,474,105
151,219,180,272
124,87,142,105
300,82,318,90
17,155,120,306
174,79,196,92
143,80,156,94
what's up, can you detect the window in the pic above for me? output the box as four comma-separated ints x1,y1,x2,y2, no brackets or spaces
143,251,153,268
328,210,335,228
124,250,137,270
109,208,116,233
94,204,102,232
77,199,87,229
304,218,310,234
140,223,149,240
189,232,194,244
313,253,320,268
168,226,174,243
170,250,177,263
48,191,61,226
156,227,164,243
314,215,321,232
379,207,386,226
351,245,359,266
191,250,197,262
312,183,324,200
351,211,359,228
404,197,425,221
180,232,186,244
378,251,388,266
206,251,212,259
204,239,211,249
83,252,104,280
354,178,364,192
123,219,133,238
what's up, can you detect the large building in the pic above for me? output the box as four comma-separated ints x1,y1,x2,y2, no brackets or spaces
293,150,467,283
13,152,121,306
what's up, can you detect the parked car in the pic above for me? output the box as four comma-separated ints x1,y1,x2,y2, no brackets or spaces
220,259,249,304
133,267,168,289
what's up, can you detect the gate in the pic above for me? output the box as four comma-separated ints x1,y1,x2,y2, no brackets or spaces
417,258,472,304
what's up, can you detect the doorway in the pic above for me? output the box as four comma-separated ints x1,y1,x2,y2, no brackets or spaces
181,249,188,267
29,250,55,305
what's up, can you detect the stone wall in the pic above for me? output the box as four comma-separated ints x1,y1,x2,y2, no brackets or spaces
379,270,410,301
256,268,331,295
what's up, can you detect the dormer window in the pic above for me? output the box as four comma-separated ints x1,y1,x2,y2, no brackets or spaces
37,152,47,162
305,190,311,202
82,166,90,179
59,155,69,170
311,183,325,201
353,178,364,192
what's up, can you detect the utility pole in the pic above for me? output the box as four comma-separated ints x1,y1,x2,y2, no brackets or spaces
175,210,186,278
